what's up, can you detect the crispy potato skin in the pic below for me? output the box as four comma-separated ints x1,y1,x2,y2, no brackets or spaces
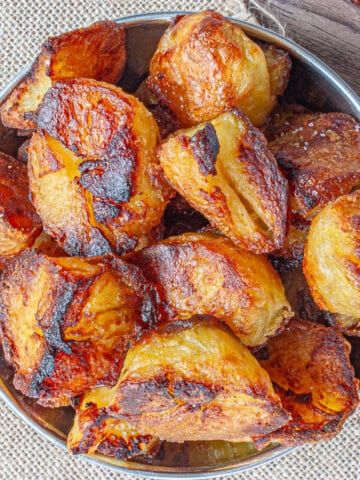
303,192,360,334
109,318,290,443
127,232,293,348
28,78,174,256
68,386,161,460
1,21,126,130
265,106,360,220
0,152,42,256
0,251,158,406
159,109,288,253
257,320,359,445
147,11,275,127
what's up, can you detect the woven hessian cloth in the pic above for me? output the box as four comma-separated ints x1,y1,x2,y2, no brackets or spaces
0,1,359,479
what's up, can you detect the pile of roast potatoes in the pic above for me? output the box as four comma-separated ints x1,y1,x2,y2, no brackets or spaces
0,10,359,462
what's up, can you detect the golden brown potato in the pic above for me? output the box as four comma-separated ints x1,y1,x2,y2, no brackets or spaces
0,251,158,407
303,192,360,335
1,21,126,130
148,11,286,127
68,386,161,460
28,78,174,256
0,151,42,256
108,318,290,443
265,105,360,220
127,232,293,348
260,43,292,100
159,109,288,253
257,320,359,445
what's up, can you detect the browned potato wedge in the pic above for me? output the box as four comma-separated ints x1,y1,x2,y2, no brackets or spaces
68,386,161,460
257,320,359,445
0,151,42,256
265,105,360,220
159,109,288,253
1,21,126,130
108,318,290,443
303,192,360,335
127,232,293,348
148,11,288,127
28,78,174,257
0,251,158,407
260,43,292,100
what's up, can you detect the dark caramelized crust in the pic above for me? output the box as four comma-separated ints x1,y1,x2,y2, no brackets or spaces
1,21,126,130
159,109,288,253
28,78,174,256
127,232,293,347
0,251,158,406
257,320,359,445
109,318,290,443
147,11,277,127
0,152,42,256
265,106,360,220
68,386,161,460
303,192,360,334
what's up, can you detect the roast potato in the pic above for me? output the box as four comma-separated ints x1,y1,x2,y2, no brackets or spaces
147,11,290,127
265,105,360,221
303,192,360,335
28,78,174,256
127,232,293,348
0,151,42,256
158,109,288,253
260,43,292,100
1,21,126,130
108,318,290,443
0,251,158,407
68,386,161,460
257,320,359,445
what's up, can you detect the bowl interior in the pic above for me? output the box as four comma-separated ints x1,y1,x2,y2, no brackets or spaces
0,12,359,479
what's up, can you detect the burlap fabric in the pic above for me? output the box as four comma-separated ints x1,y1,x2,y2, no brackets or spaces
0,1,359,479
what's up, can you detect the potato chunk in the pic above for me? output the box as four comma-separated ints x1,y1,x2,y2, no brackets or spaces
159,109,288,253
257,320,359,444
68,386,161,460
147,11,286,127
108,318,290,443
28,78,174,256
0,151,42,256
260,43,292,100
303,192,360,335
0,251,158,407
265,106,360,221
1,21,126,130
127,232,293,347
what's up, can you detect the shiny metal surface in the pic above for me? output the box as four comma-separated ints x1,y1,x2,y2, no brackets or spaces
0,11,359,479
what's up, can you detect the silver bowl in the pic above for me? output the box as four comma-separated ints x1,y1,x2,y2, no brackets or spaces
0,11,359,479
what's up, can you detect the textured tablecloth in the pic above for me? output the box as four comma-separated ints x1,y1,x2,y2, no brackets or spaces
0,1,359,479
